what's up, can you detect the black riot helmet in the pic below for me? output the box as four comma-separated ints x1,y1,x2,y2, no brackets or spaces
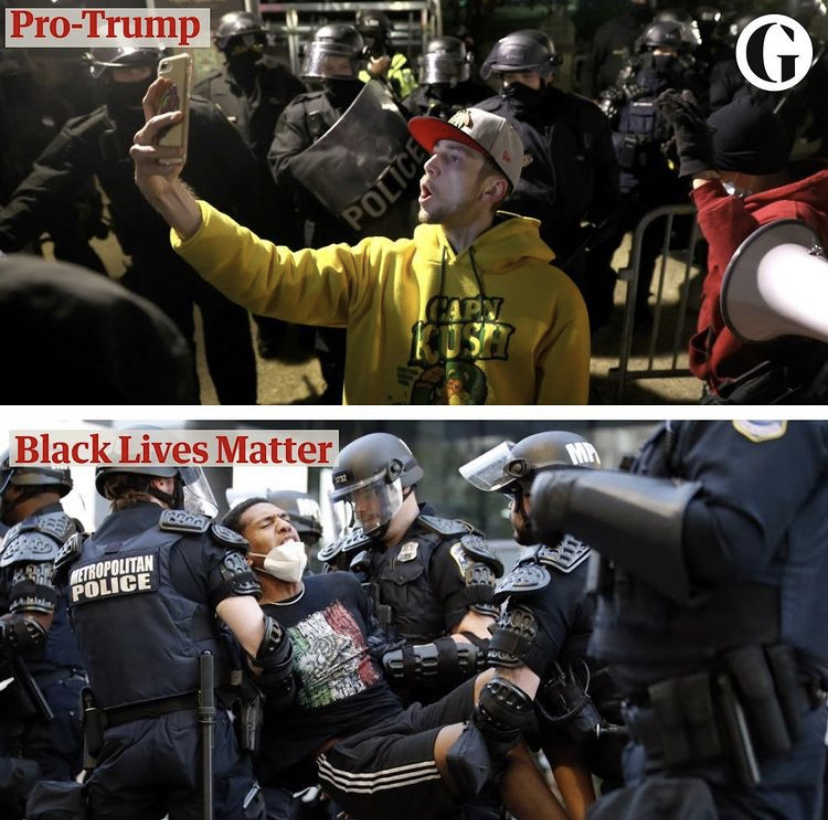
329,433,424,537
85,46,162,81
653,9,702,50
214,11,268,56
266,489,324,544
95,464,218,516
0,450,73,498
637,20,688,53
355,10,393,57
419,36,472,85
302,23,366,80
480,29,563,81
459,431,601,496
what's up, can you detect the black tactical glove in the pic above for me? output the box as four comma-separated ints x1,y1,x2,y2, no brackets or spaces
656,89,715,178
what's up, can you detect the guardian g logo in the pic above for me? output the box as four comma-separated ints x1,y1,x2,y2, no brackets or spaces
736,14,813,92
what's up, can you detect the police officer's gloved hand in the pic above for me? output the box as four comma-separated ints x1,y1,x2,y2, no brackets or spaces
656,89,715,178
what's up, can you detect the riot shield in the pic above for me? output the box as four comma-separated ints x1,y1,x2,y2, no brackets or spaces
289,80,427,239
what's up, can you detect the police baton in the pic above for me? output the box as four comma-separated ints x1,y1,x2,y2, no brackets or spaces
199,651,215,820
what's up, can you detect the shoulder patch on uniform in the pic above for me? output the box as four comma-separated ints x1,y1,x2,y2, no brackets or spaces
211,524,249,552
493,563,551,601
449,541,471,576
418,514,471,537
159,509,211,534
536,535,591,574
732,421,788,443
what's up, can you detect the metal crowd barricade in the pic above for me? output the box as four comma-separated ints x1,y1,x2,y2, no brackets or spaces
611,204,702,402
259,1,442,75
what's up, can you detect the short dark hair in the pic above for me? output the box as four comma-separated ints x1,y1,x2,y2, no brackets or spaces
476,155,510,210
222,496,269,535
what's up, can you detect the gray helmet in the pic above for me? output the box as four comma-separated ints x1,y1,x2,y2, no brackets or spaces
420,36,472,85
653,9,702,50
329,433,423,536
480,29,563,81
355,10,392,42
302,23,366,79
637,20,688,53
459,431,600,494
86,47,162,81
214,11,267,54
0,450,72,497
266,489,323,541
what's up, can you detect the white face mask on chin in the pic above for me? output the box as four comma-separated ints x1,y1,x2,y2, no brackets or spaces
252,540,308,583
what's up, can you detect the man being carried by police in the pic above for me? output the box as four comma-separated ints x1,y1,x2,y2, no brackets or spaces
321,433,501,706
48,463,299,819
527,420,828,820
133,76,591,404
476,30,621,330
223,494,571,820
356,10,417,101
460,431,624,819
196,11,306,361
0,458,85,819
402,36,492,121
656,89,828,402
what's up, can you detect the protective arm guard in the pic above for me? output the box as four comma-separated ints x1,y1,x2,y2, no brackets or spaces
251,615,297,709
0,612,48,654
530,470,702,603
381,636,487,689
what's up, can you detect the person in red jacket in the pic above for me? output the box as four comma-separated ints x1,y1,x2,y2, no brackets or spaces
657,91,828,402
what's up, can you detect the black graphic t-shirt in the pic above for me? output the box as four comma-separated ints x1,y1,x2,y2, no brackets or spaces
255,572,403,786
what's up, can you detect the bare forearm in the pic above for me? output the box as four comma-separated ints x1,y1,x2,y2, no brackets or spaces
150,179,203,239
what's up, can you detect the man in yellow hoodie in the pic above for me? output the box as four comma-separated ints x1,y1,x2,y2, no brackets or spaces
131,81,591,404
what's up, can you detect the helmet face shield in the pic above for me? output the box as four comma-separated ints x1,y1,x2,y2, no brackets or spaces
179,466,218,517
329,469,403,535
421,52,471,85
458,441,517,492
302,42,360,79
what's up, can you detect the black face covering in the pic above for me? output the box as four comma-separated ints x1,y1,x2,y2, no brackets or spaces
323,78,363,109
502,80,544,112
105,75,155,113
228,49,260,84
652,54,679,74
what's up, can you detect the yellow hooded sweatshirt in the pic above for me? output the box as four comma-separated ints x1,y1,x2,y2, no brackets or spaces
172,201,590,405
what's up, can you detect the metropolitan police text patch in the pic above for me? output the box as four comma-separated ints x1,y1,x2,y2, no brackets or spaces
69,550,159,604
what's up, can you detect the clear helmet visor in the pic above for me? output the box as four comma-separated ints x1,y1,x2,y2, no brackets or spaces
421,53,470,85
302,43,359,79
329,469,403,535
458,441,517,492
179,466,219,518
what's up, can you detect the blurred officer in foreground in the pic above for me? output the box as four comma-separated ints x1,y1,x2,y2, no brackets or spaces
356,10,417,99
0,46,263,404
657,90,828,402
530,421,828,820
0,461,84,818
196,11,305,360
461,431,624,816
51,465,294,819
323,432,502,703
0,254,198,404
477,30,620,326
402,36,492,120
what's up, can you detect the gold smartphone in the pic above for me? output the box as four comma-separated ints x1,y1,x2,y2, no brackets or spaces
157,53,192,157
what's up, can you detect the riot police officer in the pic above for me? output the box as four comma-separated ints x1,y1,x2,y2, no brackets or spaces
268,23,368,402
323,433,502,701
0,46,266,404
356,10,417,100
530,421,828,820
0,459,84,818
195,11,305,360
476,30,620,325
402,36,492,120
53,464,296,819
460,432,624,805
